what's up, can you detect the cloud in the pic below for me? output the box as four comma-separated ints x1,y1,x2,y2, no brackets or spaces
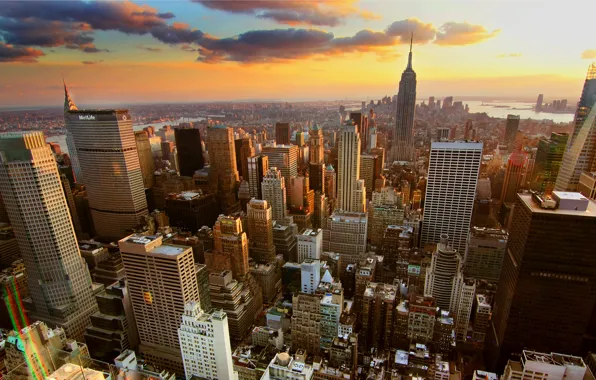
193,0,378,27
0,42,44,62
582,50,596,59
497,53,522,58
386,18,437,44
435,22,499,45
136,44,162,52
81,60,103,65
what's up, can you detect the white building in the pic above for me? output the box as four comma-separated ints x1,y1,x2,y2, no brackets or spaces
261,352,314,380
178,302,237,380
424,234,463,313
454,279,475,342
297,228,323,262
337,122,366,213
503,351,589,380
421,141,482,254
301,259,321,294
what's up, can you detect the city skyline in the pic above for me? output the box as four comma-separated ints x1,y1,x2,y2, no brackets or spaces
0,0,594,107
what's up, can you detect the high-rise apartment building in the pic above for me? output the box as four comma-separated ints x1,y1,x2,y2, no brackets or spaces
464,227,508,283
247,199,276,264
119,234,199,375
262,145,298,193
504,115,520,152
424,235,463,313
213,215,249,282
175,127,204,177
275,122,291,145
535,94,544,112
292,291,322,354
323,211,368,271
247,155,269,199
531,132,568,192
555,64,596,191
237,137,255,181
135,131,156,189
501,152,528,205
178,302,236,380
207,124,241,214
65,104,148,240
262,167,289,223
297,228,323,262
0,132,97,342
421,141,482,253
360,154,379,199
361,283,397,350
337,121,366,213
454,278,475,342
490,192,596,370
392,38,417,162
325,164,336,202
300,258,321,295
63,83,83,183
407,295,437,342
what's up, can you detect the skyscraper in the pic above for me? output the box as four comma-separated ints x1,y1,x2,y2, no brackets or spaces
206,124,240,214
421,141,483,253
500,152,528,206
531,132,568,192
0,132,98,341
119,234,199,375
64,101,148,240
175,127,204,177
505,115,520,153
489,192,596,370
247,199,276,264
63,82,82,183
535,94,544,112
309,125,325,194
555,64,596,191
262,144,298,194
392,36,417,162
337,121,366,212
178,302,236,380
275,122,291,145
424,234,463,312
262,167,290,224
135,131,156,189
247,155,269,199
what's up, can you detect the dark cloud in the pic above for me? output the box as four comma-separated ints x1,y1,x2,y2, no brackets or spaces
81,60,103,65
137,44,162,52
198,28,335,63
0,18,101,52
0,42,44,63
257,10,343,27
385,18,436,44
150,23,204,44
435,22,499,46
193,0,376,27
332,29,394,51
181,44,198,52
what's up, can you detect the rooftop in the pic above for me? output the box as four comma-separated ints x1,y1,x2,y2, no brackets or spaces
152,244,185,256
521,193,596,217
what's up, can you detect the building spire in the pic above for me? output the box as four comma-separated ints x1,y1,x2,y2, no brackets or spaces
406,32,413,70
63,77,78,113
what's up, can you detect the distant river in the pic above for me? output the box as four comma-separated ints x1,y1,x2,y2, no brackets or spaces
464,101,574,123
48,117,205,154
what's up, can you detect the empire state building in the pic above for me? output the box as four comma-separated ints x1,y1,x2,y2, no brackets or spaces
392,37,417,162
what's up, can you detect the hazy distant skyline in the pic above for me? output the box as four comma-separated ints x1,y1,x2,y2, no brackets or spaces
0,0,594,107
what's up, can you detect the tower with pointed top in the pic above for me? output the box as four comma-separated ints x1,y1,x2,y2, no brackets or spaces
392,35,417,162
63,81,83,182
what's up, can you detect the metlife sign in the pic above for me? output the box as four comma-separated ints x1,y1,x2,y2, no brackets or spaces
78,115,96,121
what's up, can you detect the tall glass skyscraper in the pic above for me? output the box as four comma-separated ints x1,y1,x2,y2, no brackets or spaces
555,64,596,191
0,132,97,341
392,37,417,162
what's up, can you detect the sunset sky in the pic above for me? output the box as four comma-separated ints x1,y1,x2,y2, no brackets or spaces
0,0,594,107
